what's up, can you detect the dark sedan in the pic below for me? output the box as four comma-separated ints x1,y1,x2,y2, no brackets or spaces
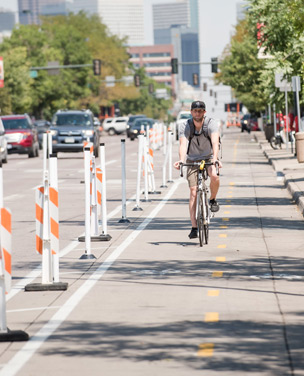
128,118,156,140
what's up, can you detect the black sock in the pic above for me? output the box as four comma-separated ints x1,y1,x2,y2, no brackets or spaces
210,199,215,204
192,227,198,230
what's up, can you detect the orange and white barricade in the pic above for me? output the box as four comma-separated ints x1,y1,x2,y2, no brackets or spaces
0,162,28,341
26,134,67,291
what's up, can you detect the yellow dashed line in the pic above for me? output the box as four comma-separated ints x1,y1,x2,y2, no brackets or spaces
197,343,214,357
208,290,220,297
222,218,229,222
229,182,235,186
217,244,227,249
205,312,219,322
216,257,226,262
212,271,223,277
224,211,230,215
227,195,233,198
220,225,228,229
225,205,231,208
219,234,227,238
226,200,231,203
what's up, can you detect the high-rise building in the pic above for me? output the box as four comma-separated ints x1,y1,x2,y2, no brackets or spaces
18,0,69,25
0,10,16,32
152,0,200,88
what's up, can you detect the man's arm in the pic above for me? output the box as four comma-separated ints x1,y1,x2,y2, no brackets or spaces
173,136,188,169
210,132,220,162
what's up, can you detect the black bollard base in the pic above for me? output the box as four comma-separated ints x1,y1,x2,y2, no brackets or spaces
80,253,96,260
118,218,130,223
25,282,68,292
160,185,168,188
148,191,161,194
0,329,29,342
89,234,112,242
133,206,143,211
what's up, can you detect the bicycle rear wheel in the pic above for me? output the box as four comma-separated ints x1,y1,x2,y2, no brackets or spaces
197,192,204,247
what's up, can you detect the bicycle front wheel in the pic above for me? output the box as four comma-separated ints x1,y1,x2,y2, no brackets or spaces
202,192,209,244
270,136,279,150
197,192,204,247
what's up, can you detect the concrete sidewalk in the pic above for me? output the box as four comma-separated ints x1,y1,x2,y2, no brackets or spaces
255,132,304,217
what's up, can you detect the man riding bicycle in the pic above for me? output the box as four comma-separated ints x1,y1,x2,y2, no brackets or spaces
174,101,222,239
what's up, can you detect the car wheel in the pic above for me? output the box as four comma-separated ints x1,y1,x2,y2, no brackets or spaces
28,146,35,158
35,145,39,157
108,128,116,136
2,151,8,164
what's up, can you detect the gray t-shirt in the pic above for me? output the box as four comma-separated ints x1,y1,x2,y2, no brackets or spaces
179,116,219,161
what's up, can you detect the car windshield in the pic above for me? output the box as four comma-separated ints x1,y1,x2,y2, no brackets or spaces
53,114,91,127
180,113,192,120
2,118,30,130
132,119,154,129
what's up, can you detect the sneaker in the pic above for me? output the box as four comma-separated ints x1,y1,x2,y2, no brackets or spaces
188,228,198,239
210,199,220,212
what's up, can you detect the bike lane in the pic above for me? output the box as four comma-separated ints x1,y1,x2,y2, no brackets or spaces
1,129,303,376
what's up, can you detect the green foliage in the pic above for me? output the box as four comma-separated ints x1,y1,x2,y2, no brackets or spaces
217,0,304,113
0,12,170,119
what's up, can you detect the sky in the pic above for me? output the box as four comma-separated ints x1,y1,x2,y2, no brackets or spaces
0,0,242,66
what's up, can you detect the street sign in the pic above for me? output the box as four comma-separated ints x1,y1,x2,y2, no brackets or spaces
30,70,38,78
105,76,115,87
0,57,4,88
275,72,291,90
47,61,60,76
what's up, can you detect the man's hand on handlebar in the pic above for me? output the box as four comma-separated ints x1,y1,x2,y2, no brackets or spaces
173,160,183,170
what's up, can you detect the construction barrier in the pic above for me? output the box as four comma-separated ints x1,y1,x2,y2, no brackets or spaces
26,134,68,291
0,162,29,341
161,131,174,188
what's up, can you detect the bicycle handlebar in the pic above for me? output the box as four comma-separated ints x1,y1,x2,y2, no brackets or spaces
179,160,220,177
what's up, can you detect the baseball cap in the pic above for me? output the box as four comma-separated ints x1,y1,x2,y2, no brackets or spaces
191,101,206,110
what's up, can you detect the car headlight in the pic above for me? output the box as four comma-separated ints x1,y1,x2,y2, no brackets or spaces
50,130,58,136
244,120,248,124
83,130,94,136
22,132,32,139
133,129,138,134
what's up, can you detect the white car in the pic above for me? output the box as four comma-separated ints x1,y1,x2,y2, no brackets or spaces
0,118,8,163
176,111,192,139
102,116,129,135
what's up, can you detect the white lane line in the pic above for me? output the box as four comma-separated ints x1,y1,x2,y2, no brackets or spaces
7,306,61,313
6,193,135,302
0,179,181,376
5,194,24,201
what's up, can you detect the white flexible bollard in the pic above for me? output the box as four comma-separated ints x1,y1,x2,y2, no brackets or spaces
160,144,169,188
163,125,167,156
133,135,144,211
119,139,130,223
143,137,150,202
99,143,112,240
49,154,59,283
80,146,96,259
168,132,174,183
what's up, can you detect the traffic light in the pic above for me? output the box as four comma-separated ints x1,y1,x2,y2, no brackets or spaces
211,57,218,73
134,74,140,87
93,59,101,76
192,73,199,86
171,58,178,74
148,83,154,93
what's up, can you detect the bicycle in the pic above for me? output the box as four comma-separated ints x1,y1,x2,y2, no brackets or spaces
270,127,295,151
180,160,219,247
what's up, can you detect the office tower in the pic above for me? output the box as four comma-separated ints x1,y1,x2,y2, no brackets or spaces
18,0,69,25
153,0,200,88
0,10,16,32
68,0,98,15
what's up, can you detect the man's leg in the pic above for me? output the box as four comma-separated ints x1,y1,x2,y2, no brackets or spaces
208,165,220,200
189,186,197,227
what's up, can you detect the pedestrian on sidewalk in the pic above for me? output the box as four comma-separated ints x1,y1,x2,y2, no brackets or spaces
174,100,222,239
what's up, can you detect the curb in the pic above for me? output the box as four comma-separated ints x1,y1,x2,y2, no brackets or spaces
255,135,304,217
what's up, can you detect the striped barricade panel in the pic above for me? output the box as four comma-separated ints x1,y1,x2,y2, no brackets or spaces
49,187,59,256
1,208,12,293
35,186,44,255
96,167,102,216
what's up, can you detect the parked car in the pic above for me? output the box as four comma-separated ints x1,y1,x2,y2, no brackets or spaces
1,114,39,158
34,119,51,149
126,114,147,137
102,116,129,135
0,118,8,163
128,118,156,140
50,109,100,157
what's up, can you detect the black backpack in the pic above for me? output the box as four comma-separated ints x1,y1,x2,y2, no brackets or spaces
186,118,222,158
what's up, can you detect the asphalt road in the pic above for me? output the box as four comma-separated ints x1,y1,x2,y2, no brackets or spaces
0,129,303,376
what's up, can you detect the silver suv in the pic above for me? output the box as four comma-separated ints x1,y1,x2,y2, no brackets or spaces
50,110,100,156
